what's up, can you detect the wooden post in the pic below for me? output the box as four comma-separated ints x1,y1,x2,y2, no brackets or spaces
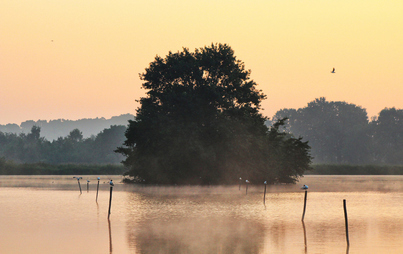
245,180,249,195
301,190,307,221
108,185,113,219
74,177,82,194
239,177,242,191
96,177,100,202
78,180,82,194
344,199,350,246
87,180,90,193
263,181,267,206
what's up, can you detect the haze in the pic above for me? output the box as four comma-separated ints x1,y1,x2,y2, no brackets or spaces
1,0,402,125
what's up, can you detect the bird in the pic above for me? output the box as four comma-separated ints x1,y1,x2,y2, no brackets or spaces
245,180,250,184
331,68,335,73
109,180,114,186
264,181,267,185
97,177,100,180
301,185,309,190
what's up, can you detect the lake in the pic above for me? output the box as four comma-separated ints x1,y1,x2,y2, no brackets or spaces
1,175,403,253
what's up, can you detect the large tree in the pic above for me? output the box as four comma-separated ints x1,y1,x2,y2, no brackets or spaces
118,43,312,185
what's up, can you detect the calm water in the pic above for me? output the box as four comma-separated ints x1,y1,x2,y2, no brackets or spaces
1,175,403,254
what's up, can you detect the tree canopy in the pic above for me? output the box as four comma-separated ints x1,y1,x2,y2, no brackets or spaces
0,125,127,164
118,44,312,185
273,98,403,165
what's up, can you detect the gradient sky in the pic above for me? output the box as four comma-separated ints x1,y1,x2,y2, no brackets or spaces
1,0,402,125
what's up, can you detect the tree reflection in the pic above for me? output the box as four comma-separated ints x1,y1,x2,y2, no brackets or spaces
126,217,265,253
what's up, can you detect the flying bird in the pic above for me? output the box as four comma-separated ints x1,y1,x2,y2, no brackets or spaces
301,185,309,190
331,68,335,73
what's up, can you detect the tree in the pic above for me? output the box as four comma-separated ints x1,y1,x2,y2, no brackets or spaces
22,126,47,163
273,98,370,164
118,43,312,184
370,108,403,164
94,125,127,163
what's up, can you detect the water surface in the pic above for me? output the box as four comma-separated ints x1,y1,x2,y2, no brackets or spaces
1,175,403,253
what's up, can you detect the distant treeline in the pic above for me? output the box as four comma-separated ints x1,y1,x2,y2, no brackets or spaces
0,159,126,175
274,98,403,165
0,114,134,141
0,125,127,165
308,164,403,175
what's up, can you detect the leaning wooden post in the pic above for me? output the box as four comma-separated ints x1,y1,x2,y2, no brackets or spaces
108,180,114,219
301,190,308,221
263,181,267,206
96,177,100,202
73,176,82,194
344,199,350,246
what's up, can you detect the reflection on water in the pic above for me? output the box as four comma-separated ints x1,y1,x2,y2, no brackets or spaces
302,221,307,253
108,219,113,254
1,175,403,253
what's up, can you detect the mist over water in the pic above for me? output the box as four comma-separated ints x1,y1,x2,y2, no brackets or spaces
1,175,403,253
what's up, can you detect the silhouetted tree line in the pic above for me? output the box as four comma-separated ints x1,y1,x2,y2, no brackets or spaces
0,125,127,165
273,97,403,165
0,114,134,141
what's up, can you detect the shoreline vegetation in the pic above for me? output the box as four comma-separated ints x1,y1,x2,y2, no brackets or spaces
1,161,403,177
308,164,403,175
0,161,126,175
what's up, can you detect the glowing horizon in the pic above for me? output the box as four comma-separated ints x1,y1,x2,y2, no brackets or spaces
1,0,402,125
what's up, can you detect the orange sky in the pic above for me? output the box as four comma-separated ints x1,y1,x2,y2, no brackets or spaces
1,0,402,125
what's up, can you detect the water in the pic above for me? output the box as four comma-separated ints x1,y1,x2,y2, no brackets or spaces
1,175,403,253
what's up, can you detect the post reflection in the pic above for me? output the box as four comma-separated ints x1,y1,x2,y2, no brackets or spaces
302,221,307,254
108,219,113,253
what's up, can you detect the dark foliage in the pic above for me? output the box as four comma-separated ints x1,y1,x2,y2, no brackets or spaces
0,114,134,140
0,158,125,175
0,125,128,167
308,164,403,175
273,98,403,165
118,44,312,185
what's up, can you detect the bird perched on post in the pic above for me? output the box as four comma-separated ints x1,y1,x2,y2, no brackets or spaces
331,68,335,73
109,180,114,186
301,185,309,190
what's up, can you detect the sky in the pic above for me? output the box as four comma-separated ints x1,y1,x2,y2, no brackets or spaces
1,0,402,125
